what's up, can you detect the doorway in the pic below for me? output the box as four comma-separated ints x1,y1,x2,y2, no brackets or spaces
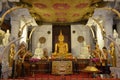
52,24,71,53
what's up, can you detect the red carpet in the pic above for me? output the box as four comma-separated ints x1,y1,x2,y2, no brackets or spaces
10,73,119,80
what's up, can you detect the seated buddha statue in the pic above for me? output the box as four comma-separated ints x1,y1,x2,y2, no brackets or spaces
52,31,72,58
32,43,44,59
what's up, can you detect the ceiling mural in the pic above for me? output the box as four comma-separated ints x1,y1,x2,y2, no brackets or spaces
20,0,106,23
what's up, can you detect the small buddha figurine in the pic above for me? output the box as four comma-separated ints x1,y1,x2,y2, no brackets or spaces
2,29,10,46
53,30,69,57
93,43,103,64
93,43,102,58
102,47,108,60
109,42,116,67
9,43,16,67
32,43,44,59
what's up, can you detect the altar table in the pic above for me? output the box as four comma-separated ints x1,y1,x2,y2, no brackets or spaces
16,59,89,77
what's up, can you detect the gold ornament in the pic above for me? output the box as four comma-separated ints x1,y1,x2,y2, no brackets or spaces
77,36,84,43
39,37,46,44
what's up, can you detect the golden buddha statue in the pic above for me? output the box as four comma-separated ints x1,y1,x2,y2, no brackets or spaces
93,43,104,66
109,42,116,67
102,47,108,60
52,31,72,58
93,43,102,59
9,43,16,67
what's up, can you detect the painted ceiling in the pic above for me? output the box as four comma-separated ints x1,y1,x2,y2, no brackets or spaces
21,0,106,23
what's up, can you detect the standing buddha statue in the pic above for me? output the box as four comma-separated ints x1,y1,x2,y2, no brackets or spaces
9,43,16,67
109,42,116,67
2,29,10,46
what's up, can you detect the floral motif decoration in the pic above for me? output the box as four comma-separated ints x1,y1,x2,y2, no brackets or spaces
53,3,70,10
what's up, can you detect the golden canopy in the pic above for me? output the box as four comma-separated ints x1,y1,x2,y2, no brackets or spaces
20,0,106,23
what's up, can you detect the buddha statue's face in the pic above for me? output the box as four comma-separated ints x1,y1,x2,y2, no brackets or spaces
58,35,64,42
58,31,64,42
